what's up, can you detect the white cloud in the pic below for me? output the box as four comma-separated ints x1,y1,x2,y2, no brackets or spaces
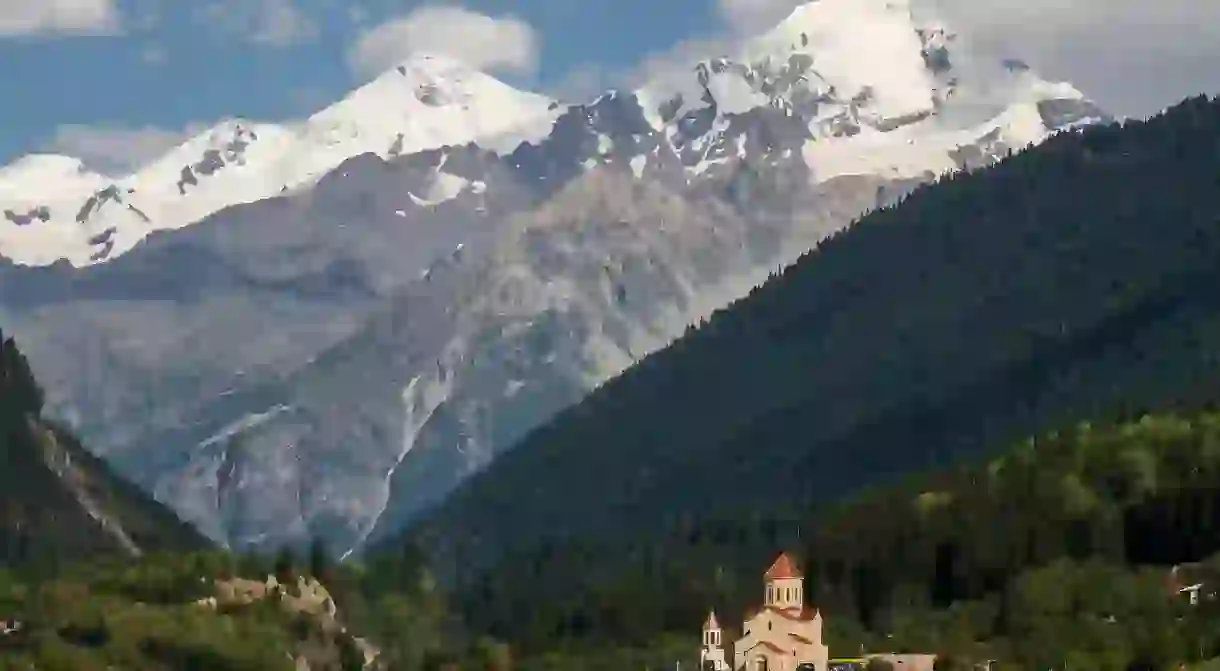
599,0,781,94
347,5,538,78
921,0,1220,117
198,0,318,47
45,123,211,175
715,0,801,35
704,0,1220,118
630,36,734,90
550,63,617,103
615,0,1220,118
0,0,121,37
290,86,330,113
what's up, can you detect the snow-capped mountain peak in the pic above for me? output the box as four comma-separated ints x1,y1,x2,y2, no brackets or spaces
630,0,1108,183
0,53,560,268
298,53,558,170
0,153,110,187
747,0,937,123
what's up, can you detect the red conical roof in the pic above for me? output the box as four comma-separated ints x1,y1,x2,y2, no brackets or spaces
764,552,803,580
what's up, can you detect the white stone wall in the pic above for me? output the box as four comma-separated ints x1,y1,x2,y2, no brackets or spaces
733,610,828,671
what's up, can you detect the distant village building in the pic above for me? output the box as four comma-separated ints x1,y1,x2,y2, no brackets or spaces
0,618,25,648
702,611,731,671
1181,583,1204,606
701,553,830,671
1168,563,1219,605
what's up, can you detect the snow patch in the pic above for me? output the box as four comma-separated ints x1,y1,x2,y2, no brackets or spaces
198,404,293,450
342,359,455,560
630,154,647,178
746,0,936,125
707,72,771,116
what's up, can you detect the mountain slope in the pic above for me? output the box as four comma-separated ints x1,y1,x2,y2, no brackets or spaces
398,94,1220,578
0,328,208,569
0,54,558,268
0,0,1109,554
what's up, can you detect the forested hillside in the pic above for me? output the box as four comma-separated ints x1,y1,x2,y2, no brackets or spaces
372,95,1220,661
427,410,1220,670
404,94,1220,569
0,329,207,571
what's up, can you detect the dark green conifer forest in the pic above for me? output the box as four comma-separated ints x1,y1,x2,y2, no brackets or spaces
384,95,1220,667
408,94,1220,569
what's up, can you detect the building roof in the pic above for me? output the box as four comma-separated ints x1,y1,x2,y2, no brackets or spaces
744,605,820,622
705,611,721,630
789,632,814,644
777,605,820,621
765,553,803,580
742,640,789,655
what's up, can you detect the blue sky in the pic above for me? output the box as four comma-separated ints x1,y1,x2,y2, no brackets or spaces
0,0,725,172
2,0,1219,173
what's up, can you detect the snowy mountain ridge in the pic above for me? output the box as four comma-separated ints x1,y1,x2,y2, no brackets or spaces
0,0,1105,269
0,53,558,267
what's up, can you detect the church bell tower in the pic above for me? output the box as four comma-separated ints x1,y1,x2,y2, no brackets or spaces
701,611,729,671
763,552,804,612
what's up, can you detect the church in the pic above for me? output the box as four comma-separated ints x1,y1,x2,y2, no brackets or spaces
700,553,830,671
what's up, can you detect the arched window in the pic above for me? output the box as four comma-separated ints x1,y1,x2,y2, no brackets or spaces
754,657,768,671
